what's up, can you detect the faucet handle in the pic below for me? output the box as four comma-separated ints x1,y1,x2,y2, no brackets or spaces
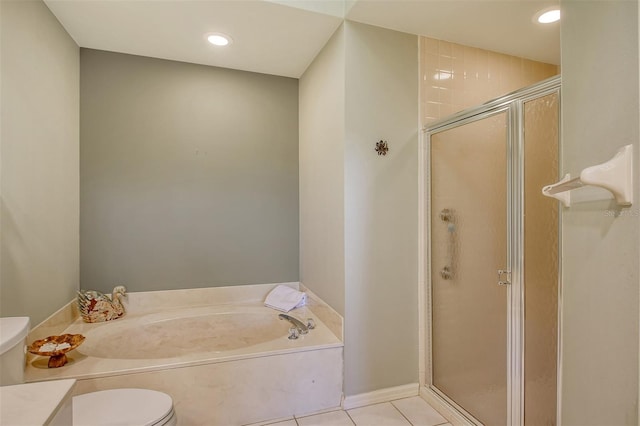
288,327,299,340
306,318,316,330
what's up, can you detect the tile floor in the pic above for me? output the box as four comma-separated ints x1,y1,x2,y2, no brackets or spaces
261,396,451,426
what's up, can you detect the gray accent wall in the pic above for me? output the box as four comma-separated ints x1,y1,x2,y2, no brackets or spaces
0,0,80,326
80,50,299,293
299,21,419,397
560,0,639,423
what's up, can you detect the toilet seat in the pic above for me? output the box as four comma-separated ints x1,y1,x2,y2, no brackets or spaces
73,388,176,426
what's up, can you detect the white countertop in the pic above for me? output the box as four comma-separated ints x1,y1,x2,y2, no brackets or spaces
0,379,75,425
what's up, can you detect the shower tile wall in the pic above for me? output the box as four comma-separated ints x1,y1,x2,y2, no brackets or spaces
420,37,559,124
422,35,561,424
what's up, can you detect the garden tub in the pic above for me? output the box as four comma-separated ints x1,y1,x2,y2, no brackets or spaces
25,286,343,425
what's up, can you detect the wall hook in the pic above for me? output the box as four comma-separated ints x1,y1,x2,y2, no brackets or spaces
375,140,389,156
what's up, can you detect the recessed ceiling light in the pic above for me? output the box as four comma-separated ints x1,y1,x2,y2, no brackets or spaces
206,33,232,47
535,7,560,24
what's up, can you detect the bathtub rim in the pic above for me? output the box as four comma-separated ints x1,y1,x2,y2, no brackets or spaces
27,282,343,344
76,304,331,359
25,303,342,383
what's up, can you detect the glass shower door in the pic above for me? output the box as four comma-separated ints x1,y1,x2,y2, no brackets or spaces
429,110,509,425
523,92,559,426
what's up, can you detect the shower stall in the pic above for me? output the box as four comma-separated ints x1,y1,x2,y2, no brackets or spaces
421,76,561,425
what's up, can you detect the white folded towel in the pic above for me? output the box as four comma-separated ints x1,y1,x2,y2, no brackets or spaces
264,285,307,312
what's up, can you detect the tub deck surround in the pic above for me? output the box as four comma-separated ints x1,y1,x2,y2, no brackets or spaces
73,348,343,426
25,304,341,382
119,282,303,314
0,379,76,426
24,283,344,425
27,299,80,344
299,283,343,341
26,282,343,354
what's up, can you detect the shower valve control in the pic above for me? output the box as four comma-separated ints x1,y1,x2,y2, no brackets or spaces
497,269,511,286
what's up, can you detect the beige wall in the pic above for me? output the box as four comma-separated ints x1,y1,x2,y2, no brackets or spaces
80,49,299,293
0,0,80,326
420,36,558,125
299,26,346,315
343,21,419,396
300,21,419,396
560,0,639,424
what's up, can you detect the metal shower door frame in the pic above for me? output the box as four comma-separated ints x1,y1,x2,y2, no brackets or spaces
420,76,561,426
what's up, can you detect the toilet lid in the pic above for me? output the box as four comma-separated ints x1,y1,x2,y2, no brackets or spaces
73,388,174,426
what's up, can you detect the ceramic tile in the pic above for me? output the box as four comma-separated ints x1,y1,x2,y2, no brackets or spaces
245,416,296,426
264,420,298,426
425,102,440,118
438,40,452,58
440,104,454,118
297,410,354,426
419,35,558,124
425,85,440,103
347,403,411,426
424,37,439,54
391,397,448,426
451,43,464,60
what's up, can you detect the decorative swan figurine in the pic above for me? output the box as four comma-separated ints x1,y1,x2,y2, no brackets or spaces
77,286,127,323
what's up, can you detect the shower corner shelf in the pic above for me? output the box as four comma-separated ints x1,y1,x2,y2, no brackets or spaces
541,144,634,208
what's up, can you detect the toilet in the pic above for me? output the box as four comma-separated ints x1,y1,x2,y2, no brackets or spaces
0,317,177,426
73,388,176,426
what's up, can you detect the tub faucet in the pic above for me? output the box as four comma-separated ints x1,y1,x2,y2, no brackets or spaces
278,314,315,339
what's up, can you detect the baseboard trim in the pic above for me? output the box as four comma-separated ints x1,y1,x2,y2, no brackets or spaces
343,383,419,410
419,386,476,426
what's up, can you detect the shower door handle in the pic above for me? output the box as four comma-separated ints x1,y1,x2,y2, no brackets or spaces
440,209,455,280
497,269,511,286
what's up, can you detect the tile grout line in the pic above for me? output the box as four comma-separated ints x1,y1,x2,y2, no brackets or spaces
391,398,452,426
290,398,448,426
389,400,415,425
344,409,357,426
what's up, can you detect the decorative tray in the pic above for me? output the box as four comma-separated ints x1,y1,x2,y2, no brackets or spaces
28,334,85,368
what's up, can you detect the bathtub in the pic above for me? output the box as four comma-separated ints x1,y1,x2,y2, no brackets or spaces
25,285,344,425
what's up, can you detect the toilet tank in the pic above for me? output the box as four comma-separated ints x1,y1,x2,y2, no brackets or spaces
0,317,30,386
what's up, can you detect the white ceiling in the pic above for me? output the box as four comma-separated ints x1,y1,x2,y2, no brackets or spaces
43,0,560,79
348,0,561,66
